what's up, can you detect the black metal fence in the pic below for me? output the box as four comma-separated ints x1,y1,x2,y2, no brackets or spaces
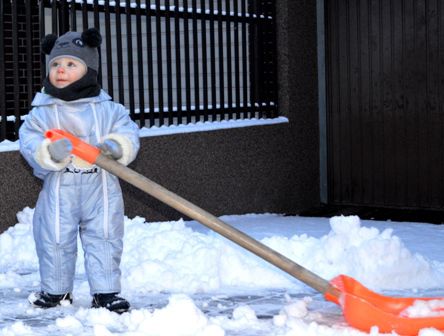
0,0,277,141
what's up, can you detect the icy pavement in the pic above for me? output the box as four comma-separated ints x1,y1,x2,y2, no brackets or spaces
1,208,444,335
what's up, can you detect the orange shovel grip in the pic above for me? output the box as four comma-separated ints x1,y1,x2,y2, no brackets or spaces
45,129,101,164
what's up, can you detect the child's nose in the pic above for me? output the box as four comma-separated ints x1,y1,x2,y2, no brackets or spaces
57,66,65,73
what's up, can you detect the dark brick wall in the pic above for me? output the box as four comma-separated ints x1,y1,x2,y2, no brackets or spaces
123,124,319,221
1,121,320,231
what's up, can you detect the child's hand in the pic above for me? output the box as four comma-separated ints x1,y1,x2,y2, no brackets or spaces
98,139,122,160
48,138,72,162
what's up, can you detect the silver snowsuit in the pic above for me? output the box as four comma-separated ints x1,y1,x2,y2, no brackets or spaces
19,90,140,295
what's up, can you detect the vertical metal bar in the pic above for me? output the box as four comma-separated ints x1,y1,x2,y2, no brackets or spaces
201,0,209,121
59,0,66,33
262,0,274,118
317,0,328,203
183,0,192,123
353,0,366,205
270,0,278,117
174,0,183,123
115,1,124,104
330,0,342,203
70,0,77,31
25,0,34,106
417,0,429,207
0,0,5,140
39,0,46,82
192,0,200,120
411,0,420,206
126,0,135,120
94,0,102,86
375,0,385,204
262,0,273,118
257,0,264,118
248,0,262,118
391,0,404,205
217,0,225,116
248,0,257,118
165,0,173,125
11,0,20,138
367,0,374,204
439,0,444,202
145,3,155,127
226,0,233,117
104,0,113,98
345,0,353,203
241,0,248,115
81,0,88,31
255,0,263,118
155,0,164,125
209,0,217,119
234,0,241,118
400,0,408,206
136,0,145,126
93,0,99,28
52,0,58,33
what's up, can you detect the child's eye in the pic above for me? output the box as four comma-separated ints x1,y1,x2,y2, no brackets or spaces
51,62,59,67
67,62,76,67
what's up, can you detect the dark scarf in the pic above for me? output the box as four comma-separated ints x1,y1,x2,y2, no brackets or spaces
43,68,101,101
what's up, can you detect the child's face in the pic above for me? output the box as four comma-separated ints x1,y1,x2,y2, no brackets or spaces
49,57,87,88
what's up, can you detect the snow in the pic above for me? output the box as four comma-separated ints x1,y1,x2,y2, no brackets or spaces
1,208,444,335
0,117,289,152
401,300,444,318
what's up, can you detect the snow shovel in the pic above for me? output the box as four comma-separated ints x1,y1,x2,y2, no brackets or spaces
45,129,444,335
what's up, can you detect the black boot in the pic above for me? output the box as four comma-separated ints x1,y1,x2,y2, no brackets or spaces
28,291,73,308
91,293,130,313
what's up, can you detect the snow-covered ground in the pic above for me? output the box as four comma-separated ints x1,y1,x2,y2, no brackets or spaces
1,208,444,335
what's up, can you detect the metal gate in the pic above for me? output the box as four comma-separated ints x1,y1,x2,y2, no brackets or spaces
325,0,444,210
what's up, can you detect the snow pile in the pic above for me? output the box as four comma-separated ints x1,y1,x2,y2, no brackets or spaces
107,214,444,294
401,299,444,318
324,216,438,289
1,209,443,294
0,208,37,271
120,216,293,294
1,209,444,335
262,215,442,290
273,296,313,327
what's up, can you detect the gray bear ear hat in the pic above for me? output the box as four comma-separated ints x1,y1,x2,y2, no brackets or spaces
41,28,102,72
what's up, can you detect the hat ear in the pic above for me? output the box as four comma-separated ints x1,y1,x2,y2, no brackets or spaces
82,28,102,48
41,34,58,55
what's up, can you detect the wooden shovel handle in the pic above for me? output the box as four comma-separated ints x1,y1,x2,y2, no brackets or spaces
46,129,340,299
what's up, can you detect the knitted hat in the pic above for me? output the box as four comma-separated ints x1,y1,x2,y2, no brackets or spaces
41,28,102,72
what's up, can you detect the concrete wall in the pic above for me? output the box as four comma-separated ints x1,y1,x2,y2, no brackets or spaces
0,0,320,232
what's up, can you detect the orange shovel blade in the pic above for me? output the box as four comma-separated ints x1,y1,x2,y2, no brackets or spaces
326,275,444,335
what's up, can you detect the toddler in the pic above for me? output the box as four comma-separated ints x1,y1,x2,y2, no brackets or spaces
19,28,140,313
